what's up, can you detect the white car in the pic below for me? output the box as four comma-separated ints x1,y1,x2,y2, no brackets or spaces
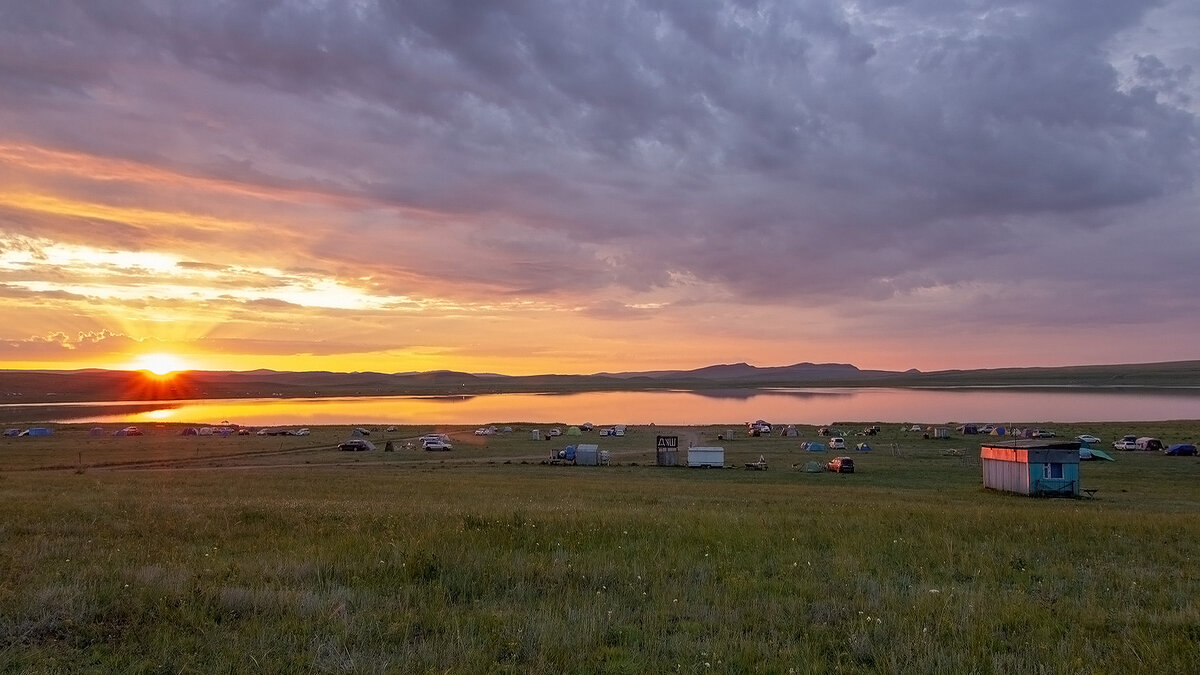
422,438,452,451
829,437,846,450
1075,434,1101,444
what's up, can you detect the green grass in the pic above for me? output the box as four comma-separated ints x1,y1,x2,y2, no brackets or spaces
1,422,1199,672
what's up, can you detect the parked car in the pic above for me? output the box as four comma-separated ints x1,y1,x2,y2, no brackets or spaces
1113,434,1139,450
422,435,452,451
1164,444,1197,456
828,437,846,450
827,456,855,473
1031,429,1055,438
1075,435,1102,444
337,439,375,452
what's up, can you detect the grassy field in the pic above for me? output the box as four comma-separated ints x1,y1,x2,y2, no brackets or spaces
2,421,1199,672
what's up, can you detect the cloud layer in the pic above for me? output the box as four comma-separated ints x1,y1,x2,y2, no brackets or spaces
1,1,1197,372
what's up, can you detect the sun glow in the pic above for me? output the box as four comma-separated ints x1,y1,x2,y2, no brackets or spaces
130,352,189,376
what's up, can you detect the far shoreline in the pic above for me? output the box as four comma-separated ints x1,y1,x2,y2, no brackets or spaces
6,384,1200,427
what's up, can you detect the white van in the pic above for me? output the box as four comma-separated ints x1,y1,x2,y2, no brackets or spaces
829,437,846,450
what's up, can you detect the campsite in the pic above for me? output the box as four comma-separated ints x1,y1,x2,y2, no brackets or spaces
1,420,1198,671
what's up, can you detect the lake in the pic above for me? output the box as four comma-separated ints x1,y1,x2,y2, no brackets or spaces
14,387,1200,426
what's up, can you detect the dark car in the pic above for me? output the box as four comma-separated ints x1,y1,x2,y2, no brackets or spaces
827,456,855,473
1165,444,1197,456
337,439,375,452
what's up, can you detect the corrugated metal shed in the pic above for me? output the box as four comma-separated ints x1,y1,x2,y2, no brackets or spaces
981,440,1081,497
575,444,600,466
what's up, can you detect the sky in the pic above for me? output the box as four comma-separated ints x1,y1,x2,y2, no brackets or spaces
0,0,1198,376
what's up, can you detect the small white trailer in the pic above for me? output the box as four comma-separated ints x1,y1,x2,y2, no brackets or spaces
687,446,725,468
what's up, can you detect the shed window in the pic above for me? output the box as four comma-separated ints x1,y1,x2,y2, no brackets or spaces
1044,463,1064,479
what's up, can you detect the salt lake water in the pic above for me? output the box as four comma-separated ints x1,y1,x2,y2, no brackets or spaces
19,387,1200,426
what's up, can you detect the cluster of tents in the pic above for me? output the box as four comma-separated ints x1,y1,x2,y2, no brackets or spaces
800,440,871,452
3,427,53,437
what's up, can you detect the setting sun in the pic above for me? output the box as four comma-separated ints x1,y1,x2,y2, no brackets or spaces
131,352,189,375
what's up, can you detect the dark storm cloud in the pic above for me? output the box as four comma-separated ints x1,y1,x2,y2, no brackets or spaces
1,0,1197,318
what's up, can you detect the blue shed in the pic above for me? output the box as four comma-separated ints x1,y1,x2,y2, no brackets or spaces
980,440,1081,497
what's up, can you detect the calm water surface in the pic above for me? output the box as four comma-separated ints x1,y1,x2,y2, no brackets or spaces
19,387,1200,426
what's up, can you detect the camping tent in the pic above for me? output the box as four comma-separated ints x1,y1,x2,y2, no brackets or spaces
566,426,582,436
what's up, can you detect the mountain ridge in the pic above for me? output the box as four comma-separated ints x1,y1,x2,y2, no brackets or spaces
2,360,1199,404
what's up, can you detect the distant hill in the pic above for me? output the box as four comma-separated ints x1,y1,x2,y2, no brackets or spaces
2,360,1199,404
598,361,885,380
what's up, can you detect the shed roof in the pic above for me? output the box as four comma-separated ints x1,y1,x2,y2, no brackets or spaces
981,440,1081,451
981,439,1081,464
